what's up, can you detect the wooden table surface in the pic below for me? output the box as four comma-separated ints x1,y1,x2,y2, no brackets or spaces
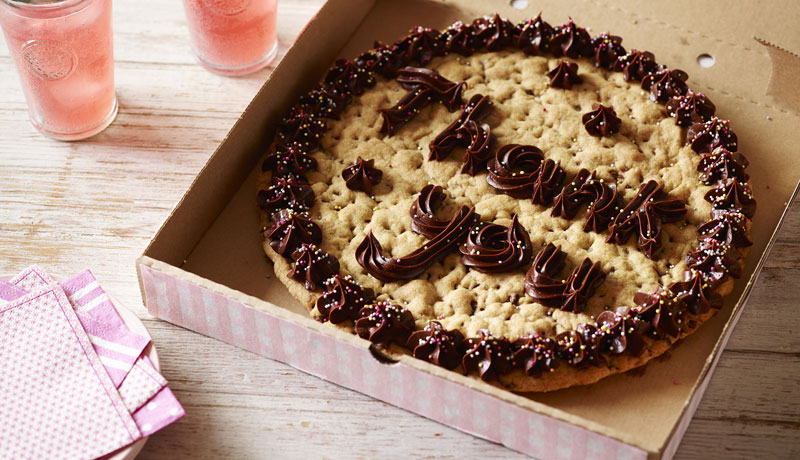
1,1,798,459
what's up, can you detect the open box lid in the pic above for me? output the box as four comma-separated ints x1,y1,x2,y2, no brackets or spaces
140,0,800,457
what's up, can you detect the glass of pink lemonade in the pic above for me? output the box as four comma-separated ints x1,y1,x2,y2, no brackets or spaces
0,0,116,141
182,0,278,76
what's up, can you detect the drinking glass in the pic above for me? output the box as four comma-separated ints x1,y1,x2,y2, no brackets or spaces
0,0,117,141
182,0,279,77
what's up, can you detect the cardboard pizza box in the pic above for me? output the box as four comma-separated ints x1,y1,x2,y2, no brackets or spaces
137,0,800,458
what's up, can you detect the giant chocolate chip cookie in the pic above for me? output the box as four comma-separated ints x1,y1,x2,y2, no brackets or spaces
256,14,753,392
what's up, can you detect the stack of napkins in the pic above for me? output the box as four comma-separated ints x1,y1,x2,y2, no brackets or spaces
0,266,184,459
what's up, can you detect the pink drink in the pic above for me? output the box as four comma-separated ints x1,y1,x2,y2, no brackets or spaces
182,0,278,76
0,0,116,140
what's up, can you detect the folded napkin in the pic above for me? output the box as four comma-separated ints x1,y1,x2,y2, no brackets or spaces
59,269,184,431
1,266,185,459
0,285,141,459
12,267,151,385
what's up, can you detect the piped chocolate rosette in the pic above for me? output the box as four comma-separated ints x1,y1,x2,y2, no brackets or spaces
256,13,754,392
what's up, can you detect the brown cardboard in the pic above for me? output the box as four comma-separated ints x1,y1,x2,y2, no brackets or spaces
755,38,800,113
138,0,800,458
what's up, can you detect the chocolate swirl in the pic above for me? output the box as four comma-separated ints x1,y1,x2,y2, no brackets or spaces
354,43,388,75
687,117,738,153
556,324,605,367
356,301,415,347
378,87,434,136
579,175,623,233
665,89,716,127
641,68,689,102
552,169,620,232
261,145,318,182
460,215,533,273
315,275,375,324
409,184,450,238
342,156,383,194
524,243,567,307
380,67,468,136
407,321,465,370
472,14,516,51
532,159,567,206
459,120,495,176
632,289,684,339
698,210,752,248
552,169,591,219
429,94,493,161
524,243,606,313
324,58,376,96
397,67,465,112
289,244,340,291
590,33,625,69
395,26,445,66
550,19,592,58
274,108,327,153
607,180,687,259
486,144,545,198
298,83,352,120
512,334,558,376
686,239,742,285
669,270,723,316
431,94,493,157
582,103,621,137
698,146,749,184
355,206,479,282
429,123,463,161
265,209,322,258
596,307,646,355
560,258,607,313
355,40,407,78
705,179,756,218
614,49,658,82
257,177,314,214
547,60,582,89
441,21,478,56
515,13,554,55
462,330,515,381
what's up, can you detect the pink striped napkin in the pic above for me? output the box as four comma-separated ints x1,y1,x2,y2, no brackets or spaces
59,269,185,428
7,266,185,444
0,285,141,459
73,306,152,385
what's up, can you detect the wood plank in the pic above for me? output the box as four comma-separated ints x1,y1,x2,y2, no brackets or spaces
0,0,797,459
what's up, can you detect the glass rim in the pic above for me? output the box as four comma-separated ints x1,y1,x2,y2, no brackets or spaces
1,0,90,10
